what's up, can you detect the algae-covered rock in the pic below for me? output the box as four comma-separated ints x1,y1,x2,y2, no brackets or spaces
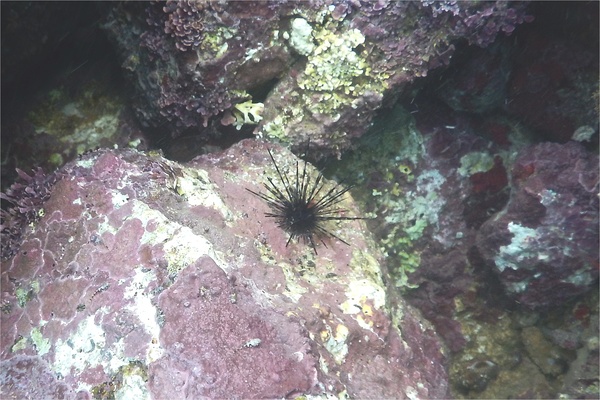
477,141,599,309
0,141,448,398
102,1,531,154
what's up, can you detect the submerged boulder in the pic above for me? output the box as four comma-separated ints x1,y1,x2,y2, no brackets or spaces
477,141,599,309
0,140,448,398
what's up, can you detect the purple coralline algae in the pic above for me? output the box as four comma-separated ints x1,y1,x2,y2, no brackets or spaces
336,103,520,352
477,141,599,309
102,1,531,153
1,168,60,261
0,141,448,398
103,1,294,133
325,96,598,395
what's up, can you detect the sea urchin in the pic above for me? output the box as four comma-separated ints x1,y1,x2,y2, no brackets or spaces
247,146,361,254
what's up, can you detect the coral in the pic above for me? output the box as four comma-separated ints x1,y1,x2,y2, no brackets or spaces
477,141,599,309
0,142,448,398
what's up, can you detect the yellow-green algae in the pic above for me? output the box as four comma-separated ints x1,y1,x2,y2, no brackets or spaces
91,360,150,400
10,325,51,356
27,79,127,168
15,280,40,307
322,105,433,290
30,326,51,356
229,100,264,130
260,7,390,149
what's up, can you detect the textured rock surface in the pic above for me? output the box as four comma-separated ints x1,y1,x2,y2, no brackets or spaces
505,2,599,143
327,103,527,349
322,101,598,397
477,141,599,309
0,141,448,398
102,1,531,154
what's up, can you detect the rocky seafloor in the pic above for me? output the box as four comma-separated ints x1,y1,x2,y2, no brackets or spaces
1,1,598,399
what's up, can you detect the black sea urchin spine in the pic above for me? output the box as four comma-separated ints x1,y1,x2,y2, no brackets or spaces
247,147,361,254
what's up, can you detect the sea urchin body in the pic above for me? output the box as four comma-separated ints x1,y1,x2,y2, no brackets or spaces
247,147,361,254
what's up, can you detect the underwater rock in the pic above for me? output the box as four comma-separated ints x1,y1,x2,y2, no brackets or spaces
331,103,529,353
505,2,599,143
477,141,599,309
557,293,600,399
430,2,598,145
102,1,531,154
435,41,513,114
103,1,295,136
521,327,569,378
1,2,142,191
0,141,448,398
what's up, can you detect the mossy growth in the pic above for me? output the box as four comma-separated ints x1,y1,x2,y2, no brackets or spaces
1,300,13,314
26,79,125,169
11,336,27,352
458,152,495,177
91,360,149,400
91,381,117,400
295,17,389,117
11,325,51,356
320,105,436,290
198,26,236,61
15,280,40,307
30,327,51,356
261,7,390,146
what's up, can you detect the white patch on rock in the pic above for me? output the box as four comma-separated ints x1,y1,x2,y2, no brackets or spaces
340,279,386,314
287,18,315,56
323,323,349,364
538,189,557,206
132,200,227,275
111,191,130,209
123,268,164,363
175,168,232,220
115,373,150,400
494,222,538,273
53,313,127,389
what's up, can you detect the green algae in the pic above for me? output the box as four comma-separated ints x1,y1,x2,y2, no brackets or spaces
15,280,40,307
260,7,389,147
26,79,126,168
321,105,437,289
91,360,149,400
30,327,51,356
